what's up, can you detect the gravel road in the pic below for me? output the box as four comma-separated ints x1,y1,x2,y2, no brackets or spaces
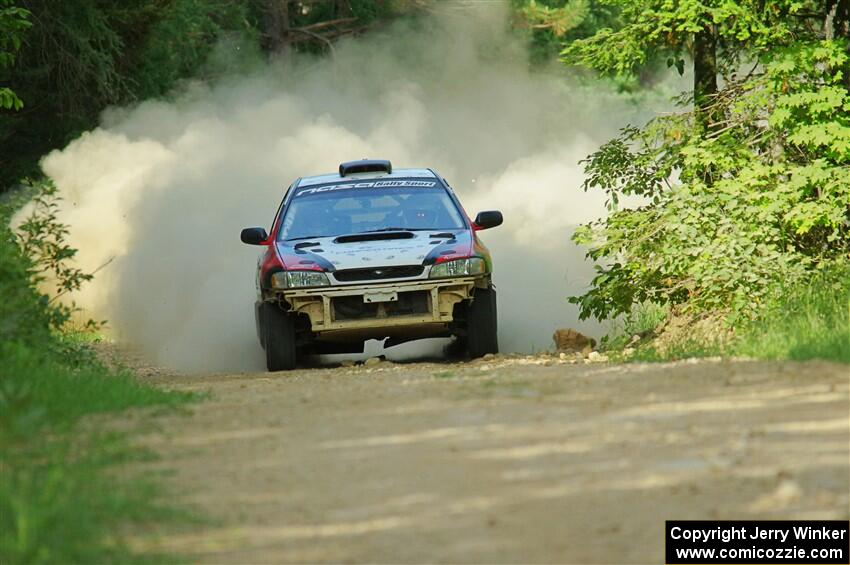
129,355,849,563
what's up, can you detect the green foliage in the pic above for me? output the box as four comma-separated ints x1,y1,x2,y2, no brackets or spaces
131,0,259,99
624,336,724,362
517,0,590,38
511,0,620,64
0,87,22,110
15,181,93,305
732,266,850,363
0,310,193,563
567,1,850,363
1,432,169,564
599,301,668,351
560,0,804,79
0,1,30,66
0,0,416,190
1,183,194,562
1,0,134,186
0,346,193,564
7,179,107,335
1,344,190,432
617,267,850,363
569,10,850,330
0,0,30,110
0,195,56,349
14,0,129,112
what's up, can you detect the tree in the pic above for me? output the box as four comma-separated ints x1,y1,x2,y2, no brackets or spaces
0,0,259,188
0,0,413,191
562,1,850,321
259,0,399,56
262,0,291,52
561,1,813,113
511,0,620,64
0,0,30,110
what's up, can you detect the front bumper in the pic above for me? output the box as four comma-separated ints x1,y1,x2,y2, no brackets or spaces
268,276,487,337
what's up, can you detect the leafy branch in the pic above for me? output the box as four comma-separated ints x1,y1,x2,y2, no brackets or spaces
14,179,108,331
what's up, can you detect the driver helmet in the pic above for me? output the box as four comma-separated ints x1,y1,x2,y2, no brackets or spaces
402,208,437,228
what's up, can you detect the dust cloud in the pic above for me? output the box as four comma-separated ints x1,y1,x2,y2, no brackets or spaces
36,1,682,372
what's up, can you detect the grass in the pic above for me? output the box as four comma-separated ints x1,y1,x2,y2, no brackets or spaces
599,301,668,352
626,339,723,362
1,431,187,564
609,266,850,364
0,341,195,564
2,187,199,563
731,267,850,363
3,341,188,430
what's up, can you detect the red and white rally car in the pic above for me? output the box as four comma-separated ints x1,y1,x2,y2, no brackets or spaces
241,160,503,371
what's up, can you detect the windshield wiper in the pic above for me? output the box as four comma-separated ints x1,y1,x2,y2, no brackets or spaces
285,235,325,241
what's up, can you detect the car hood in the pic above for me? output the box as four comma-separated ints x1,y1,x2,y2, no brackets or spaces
276,230,473,272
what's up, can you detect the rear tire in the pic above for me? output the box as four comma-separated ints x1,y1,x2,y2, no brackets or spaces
466,286,498,359
260,303,297,371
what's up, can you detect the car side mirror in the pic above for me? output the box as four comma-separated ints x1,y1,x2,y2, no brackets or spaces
473,210,503,230
240,227,269,245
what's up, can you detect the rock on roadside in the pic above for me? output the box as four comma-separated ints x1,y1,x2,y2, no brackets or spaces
553,328,596,355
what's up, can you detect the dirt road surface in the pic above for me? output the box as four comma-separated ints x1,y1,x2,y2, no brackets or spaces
130,355,849,563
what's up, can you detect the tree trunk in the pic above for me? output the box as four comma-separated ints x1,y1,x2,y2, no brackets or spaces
693,24,718,127
824,0,850,38
840,0,850,38
825,0,839,39
336,0,352,17
824,0,850,91
262,0,291,53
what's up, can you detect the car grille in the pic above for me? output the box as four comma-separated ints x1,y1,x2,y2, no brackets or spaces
333,265,424,282
332,291,430,320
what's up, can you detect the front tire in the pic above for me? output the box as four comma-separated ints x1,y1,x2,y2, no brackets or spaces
260,303,297,371
466,286,498,358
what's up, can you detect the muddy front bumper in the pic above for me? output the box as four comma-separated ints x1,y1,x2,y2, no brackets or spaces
268,276,487,341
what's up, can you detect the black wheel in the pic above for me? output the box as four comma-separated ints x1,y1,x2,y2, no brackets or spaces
466,286,498,358
443,335,467,360
260,303,297,371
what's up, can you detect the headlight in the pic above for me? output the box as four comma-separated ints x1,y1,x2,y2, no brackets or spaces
271,270,330,289
429,258,486,278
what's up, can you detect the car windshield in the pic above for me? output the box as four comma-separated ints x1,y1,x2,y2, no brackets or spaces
278,184,466,241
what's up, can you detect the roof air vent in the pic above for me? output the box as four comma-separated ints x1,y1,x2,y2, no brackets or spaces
339,159,392,177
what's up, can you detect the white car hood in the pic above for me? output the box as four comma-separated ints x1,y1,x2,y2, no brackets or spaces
277,231,470,272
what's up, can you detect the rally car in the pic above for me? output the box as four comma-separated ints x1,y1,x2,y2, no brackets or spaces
241,159,502,371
